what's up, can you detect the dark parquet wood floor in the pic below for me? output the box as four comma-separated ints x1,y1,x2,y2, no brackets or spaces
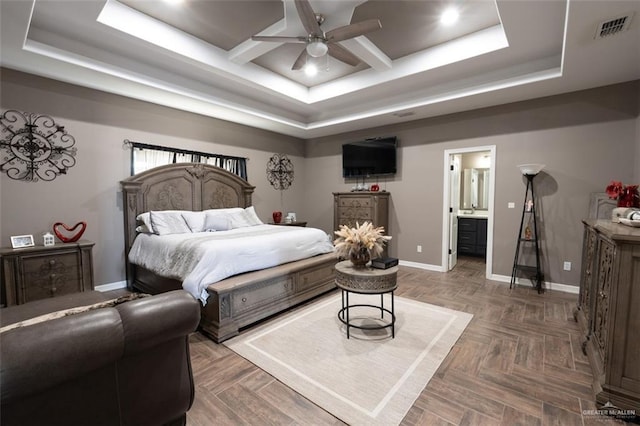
184,257,627,425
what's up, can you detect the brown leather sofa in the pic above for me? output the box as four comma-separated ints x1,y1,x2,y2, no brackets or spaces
1,290,200,426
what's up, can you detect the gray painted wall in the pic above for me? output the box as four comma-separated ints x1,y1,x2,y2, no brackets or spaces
304,81,640,287
0,69,306,287
1,69,639,289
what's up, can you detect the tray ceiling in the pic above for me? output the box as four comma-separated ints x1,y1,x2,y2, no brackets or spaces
1,0,639,138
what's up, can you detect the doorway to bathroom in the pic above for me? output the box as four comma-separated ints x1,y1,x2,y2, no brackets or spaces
442,146,496,278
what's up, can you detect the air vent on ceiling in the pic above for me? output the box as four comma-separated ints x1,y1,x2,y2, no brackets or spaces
393,111,415,118
594,13,634,39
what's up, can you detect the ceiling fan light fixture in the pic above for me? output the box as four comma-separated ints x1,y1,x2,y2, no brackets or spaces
306,40,328,57
304,63,318,76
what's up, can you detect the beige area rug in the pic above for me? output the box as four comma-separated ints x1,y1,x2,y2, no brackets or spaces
224,293,473,425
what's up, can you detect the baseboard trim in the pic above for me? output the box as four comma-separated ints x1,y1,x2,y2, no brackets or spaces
95,271,579,295
490,274,579,294
398,260,445,272
95,281,127,292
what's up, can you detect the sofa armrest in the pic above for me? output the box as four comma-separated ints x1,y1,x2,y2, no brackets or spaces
1,309,124,402
117,290,200,354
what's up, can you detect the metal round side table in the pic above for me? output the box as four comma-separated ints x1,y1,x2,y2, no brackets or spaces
334,260,398,339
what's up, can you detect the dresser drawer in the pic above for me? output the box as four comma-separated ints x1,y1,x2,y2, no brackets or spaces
22,251,83,301
1,241,94,306
232,275,295,315
458,218,478,232
338,209,373,220
339,197,372,208
458,244,476,254
458,231,477,245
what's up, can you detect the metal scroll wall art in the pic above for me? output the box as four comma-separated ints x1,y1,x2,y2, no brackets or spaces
0,109,77,182
266,153,294,190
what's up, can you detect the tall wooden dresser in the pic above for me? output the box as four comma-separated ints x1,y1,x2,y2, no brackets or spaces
333,191,390,233
576,220,639,413
1,240,94,307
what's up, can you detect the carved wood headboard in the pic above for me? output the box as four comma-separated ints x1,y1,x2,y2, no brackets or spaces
120,163,255,285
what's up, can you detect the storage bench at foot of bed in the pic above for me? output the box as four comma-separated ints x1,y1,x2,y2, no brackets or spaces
200,253,337,343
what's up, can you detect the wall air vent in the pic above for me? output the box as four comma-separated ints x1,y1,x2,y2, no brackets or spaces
595,13,633,39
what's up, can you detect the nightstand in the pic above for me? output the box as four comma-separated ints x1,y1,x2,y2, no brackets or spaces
1,240,94,307
270,221,307,227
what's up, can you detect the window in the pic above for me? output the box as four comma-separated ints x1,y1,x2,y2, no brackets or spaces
128,141,247,180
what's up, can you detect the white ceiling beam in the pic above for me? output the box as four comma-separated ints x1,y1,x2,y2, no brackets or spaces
228,0,298,65
340,36,392,70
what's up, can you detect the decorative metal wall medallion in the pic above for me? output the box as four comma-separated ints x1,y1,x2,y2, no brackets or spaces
266,153,294,190
0,109,77,181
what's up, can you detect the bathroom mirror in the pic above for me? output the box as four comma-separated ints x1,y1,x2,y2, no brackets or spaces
462,168,490,210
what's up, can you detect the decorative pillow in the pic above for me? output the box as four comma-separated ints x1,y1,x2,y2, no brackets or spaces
202,207,243,216
228,206,264,228
182,211,206,233
200,207,243,231
150,211,192,235
203,212,231,232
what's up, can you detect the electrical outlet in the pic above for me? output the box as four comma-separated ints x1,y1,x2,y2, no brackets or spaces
508,202,515,208
417,245,422,253
563,261,571,271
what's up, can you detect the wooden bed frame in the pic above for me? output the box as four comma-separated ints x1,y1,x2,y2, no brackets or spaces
121,163,337,342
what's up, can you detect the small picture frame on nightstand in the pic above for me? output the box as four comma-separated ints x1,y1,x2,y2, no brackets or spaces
10,234,35,249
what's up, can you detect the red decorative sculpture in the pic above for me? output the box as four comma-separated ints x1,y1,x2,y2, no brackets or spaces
272,211,282,224
53,221,87,243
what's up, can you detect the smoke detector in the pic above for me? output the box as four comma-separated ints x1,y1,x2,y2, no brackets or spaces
594,13,634,39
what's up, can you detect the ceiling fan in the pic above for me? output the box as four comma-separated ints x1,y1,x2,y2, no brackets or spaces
251,0,382,70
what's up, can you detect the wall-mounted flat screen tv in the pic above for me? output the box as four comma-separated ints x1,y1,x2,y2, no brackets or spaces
342,137,397,178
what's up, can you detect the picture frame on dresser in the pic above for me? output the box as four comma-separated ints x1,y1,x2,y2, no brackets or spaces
10,234,34,249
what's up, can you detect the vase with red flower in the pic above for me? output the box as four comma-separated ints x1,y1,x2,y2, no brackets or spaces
606,181,640,208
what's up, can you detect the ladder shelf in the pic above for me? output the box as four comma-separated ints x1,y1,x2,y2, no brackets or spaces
510,173,544,293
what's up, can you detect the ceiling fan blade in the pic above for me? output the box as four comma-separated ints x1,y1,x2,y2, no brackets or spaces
327,43,360,66
326,19,382,43
251,36,307,43
295,0,322,36
292,49,308,70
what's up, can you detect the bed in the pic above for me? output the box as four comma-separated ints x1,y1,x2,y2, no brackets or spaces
121,163,337,342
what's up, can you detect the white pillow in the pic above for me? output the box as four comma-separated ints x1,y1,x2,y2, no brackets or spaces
228,206,264,228
182,211,206,233
203,213,231,232
135,225,152,234
203,207,243,216
150,211,192,235
137,210,189,234
136,212,153,233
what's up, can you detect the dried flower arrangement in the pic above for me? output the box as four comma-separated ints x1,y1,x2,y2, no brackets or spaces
333,221,391,266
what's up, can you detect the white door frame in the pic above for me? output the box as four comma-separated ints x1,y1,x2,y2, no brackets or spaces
448,154,462,270
441,145,496,278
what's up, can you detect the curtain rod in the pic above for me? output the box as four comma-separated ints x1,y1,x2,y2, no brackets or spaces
123,139,249,162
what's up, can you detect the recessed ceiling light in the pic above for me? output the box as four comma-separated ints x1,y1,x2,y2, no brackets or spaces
440,7,459,26
163,0,184,5
304,63,318,77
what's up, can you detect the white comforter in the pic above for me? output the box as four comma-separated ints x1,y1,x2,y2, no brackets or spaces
128,225,334,304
